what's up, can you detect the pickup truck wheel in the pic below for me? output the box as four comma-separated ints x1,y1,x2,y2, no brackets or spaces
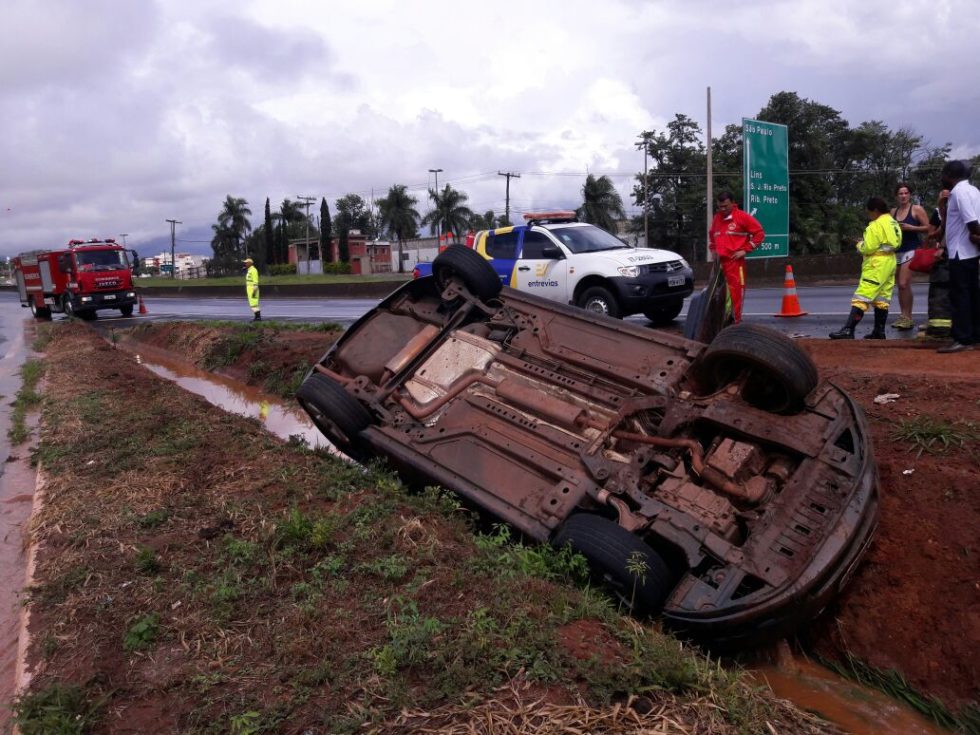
30,301,52,320
120,304,134,317
296,373,373,459
643,298,684,326
432,245,502,301
552,514,676,615
697,324,817,414
578,286,621,318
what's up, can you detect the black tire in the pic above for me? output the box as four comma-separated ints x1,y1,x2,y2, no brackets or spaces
577,286,621,318
432,245,501,300
552,514,676,615
643,298,684,326
29,300,52,320
296,373,373,458
120,304,134,317
697,323,818,414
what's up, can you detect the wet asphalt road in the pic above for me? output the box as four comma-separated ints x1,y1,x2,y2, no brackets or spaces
0,282,930,340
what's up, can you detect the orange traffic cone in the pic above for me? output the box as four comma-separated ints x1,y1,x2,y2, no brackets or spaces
774,264,807,317
138,295,148,315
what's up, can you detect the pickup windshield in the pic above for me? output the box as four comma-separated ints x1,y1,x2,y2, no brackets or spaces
75,250,128,272
546,224,630,254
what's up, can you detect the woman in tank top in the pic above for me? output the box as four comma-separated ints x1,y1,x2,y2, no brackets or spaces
890,182,930,330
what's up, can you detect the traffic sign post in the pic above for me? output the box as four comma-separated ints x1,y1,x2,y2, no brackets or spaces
743,118,789,258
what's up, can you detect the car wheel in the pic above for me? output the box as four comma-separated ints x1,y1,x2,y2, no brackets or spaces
30,300,52,320
643,298,684,326
120,304,134,317
697,323,818,414
552,514,676,615
432,245,502,301
296,373,373,459
578,286,621,318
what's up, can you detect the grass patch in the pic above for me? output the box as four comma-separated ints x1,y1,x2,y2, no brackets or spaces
891,416,980,458
8,358,45,444
11,683,103,734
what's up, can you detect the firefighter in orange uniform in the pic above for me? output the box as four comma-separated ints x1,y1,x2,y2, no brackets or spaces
709,191,765,323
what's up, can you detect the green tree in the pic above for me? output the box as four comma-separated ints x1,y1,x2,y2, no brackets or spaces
376,184,421,273
273,199,306,264
469,210,498,230
334,194,372,263
319,198,333,263
632,114,707,262
263,197,274,265
577,174,625,233
422,184,474,241
216,196,252,260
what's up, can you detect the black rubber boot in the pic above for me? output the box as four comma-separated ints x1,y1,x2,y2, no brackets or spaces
864,307,887,340
829,307,864,340
253,311,262,322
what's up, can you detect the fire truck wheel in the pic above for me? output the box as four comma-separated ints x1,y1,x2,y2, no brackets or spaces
29,301,52,320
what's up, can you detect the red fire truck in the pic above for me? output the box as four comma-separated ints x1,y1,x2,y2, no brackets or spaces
13,239,139,320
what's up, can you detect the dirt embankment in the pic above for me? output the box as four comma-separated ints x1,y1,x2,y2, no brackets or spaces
15,322,840,735
794,340,979,712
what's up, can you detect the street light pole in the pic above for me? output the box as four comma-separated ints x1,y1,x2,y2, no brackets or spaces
165,219,181,279
297,195,317,274
428,168,443,241
120,233,128,246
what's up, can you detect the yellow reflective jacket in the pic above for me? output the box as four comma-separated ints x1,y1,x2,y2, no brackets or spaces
857,214,902,257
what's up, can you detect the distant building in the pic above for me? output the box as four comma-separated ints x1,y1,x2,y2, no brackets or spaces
148,252,210,279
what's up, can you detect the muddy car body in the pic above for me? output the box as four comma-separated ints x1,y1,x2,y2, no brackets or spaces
298,246,879,645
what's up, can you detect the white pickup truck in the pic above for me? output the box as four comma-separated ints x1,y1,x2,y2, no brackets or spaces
413,212,693,324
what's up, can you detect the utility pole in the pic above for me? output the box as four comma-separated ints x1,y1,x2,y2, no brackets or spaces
497,171,520,224
165,219,181,279
428,168,443,240
296,195,317,274
706,86,714,263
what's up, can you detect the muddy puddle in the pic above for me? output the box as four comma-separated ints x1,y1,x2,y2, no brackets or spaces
749,653,949,735
123,339,953,735
123,344,331,452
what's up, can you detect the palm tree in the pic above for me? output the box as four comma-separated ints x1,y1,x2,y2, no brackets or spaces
421,184,474,241
469,210,497,230
217,196,252,260
577,174,625,233
377,184,421,273
273,199,305,265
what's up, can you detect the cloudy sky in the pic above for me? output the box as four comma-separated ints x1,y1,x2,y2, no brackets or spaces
2,0,978,258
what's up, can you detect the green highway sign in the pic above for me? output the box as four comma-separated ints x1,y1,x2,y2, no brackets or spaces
743,118,789,258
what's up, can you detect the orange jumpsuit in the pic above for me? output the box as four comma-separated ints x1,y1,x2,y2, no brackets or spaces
709,207,765,323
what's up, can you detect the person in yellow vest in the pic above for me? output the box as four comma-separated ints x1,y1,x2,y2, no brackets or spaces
244,257,260,321
829,196,901,339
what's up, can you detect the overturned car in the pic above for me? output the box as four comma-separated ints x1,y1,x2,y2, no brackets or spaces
297,246,878,645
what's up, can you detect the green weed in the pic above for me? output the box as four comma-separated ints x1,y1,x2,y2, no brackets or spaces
891,416,980,458
134,547,162,575
11,683,102,735
123,613,160,652
135,509,170,528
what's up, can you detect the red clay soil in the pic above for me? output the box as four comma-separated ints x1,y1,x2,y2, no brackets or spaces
794,339,979,711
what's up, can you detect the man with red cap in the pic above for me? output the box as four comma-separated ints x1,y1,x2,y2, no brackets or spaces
709,192,765,323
